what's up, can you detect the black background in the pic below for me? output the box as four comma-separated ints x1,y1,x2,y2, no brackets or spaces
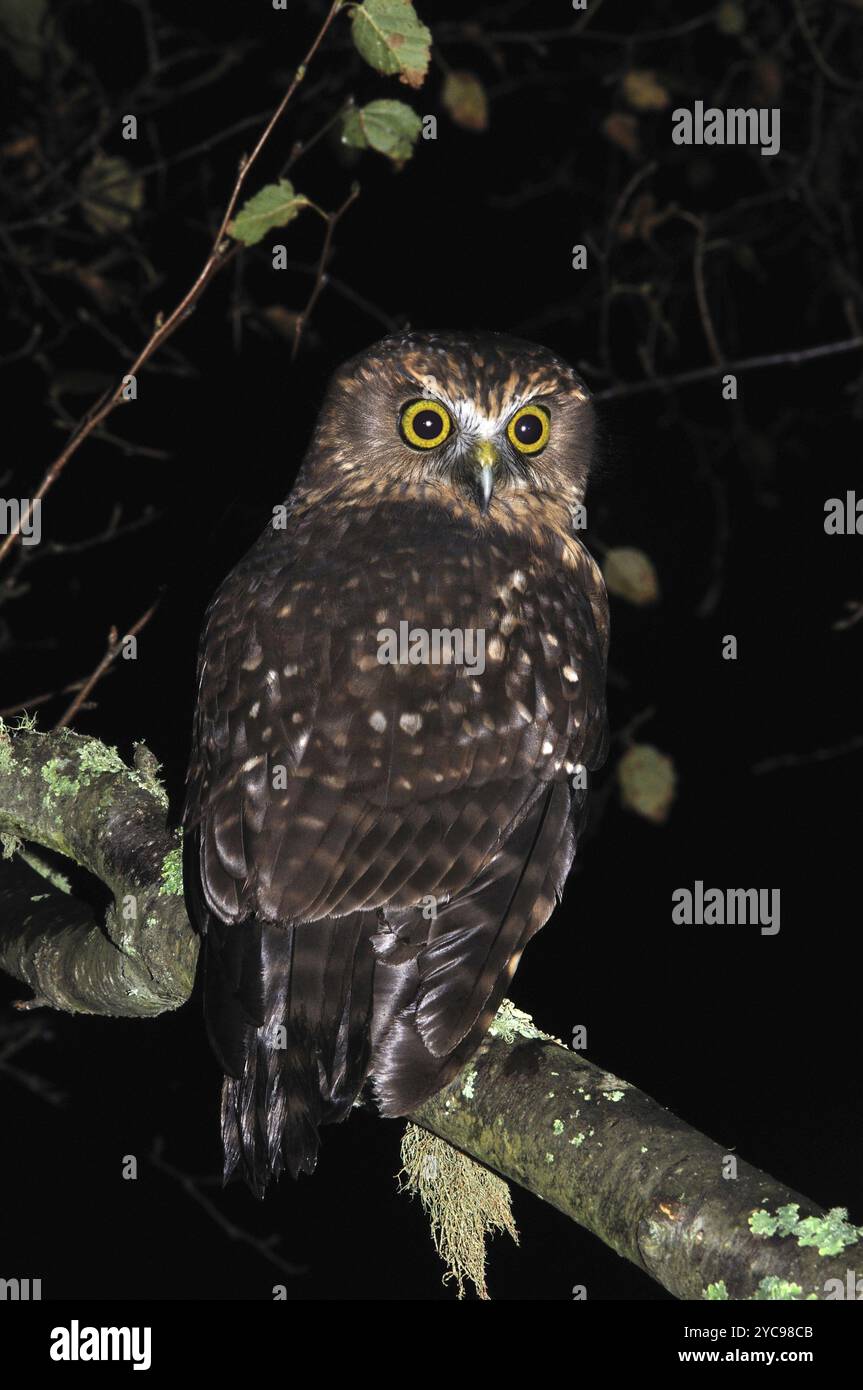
1,0,861,1302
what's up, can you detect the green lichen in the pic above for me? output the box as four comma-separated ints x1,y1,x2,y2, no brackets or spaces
488,999,558,1044
604,1090,625,1102
40,739,127,806
461,1067,478,1101
545,1153,554,1164
77,741,127,778
569,1133,585,1147
795,1210,862,1257
552,1119,564,1135
33,734,170,815
704,1281,729,1300
750,1203,862,1256
130,741,170,809
41,758,80,802
0,729,13,776
1,831,23,859
750,1203,801,1238
753,1277,805,1300
158,845,184,897
0,721,29,785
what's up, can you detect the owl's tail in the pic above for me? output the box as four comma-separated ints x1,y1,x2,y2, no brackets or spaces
203,915,376,1197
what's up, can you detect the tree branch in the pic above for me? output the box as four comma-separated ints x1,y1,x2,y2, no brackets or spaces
410,1007,860,1300
0,726,195,1015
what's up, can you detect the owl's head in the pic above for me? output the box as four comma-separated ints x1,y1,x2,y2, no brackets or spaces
296,331,595,529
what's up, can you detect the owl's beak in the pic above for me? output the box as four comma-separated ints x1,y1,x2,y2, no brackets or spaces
471,441,497,515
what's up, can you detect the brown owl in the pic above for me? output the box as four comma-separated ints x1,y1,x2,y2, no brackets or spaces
183,331,609,1195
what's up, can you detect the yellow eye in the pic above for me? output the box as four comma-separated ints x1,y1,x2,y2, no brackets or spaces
399,399,452,449
507,404,550,454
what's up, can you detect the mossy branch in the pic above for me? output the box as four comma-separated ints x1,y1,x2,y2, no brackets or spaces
409,1003,860,1300
0,731,856,1298
0,725,196,1015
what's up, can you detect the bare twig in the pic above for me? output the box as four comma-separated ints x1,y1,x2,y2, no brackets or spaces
752,735,863,775
679,212,723,367
593,336,863,402
291,184,361,361
53,597,162,730
0,679,89,719
149,1139,307,1279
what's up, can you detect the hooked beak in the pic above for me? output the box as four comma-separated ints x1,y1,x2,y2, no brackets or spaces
471,440,497,515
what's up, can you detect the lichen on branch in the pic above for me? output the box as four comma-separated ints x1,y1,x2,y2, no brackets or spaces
0,724,197,1016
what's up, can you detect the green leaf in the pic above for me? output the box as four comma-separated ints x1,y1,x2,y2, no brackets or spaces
0,0,48,79
79,153,144,236
442,71,489,132
342,99,421,167
622,69,670,112
716,1,746,36
350,0,431,89
617,744,676,825
603,546,660,605
228,179,310,247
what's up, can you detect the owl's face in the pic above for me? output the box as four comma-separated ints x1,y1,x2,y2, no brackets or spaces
298,331,595,525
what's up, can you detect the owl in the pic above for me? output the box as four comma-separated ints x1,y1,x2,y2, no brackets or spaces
184,331,609,1196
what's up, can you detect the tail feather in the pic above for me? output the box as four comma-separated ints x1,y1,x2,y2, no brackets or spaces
207,915,376,1195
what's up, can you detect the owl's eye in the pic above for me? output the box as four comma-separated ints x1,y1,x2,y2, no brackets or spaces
507,404,550,454
400,399,452,449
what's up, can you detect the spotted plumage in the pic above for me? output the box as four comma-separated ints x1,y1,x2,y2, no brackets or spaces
184,331,609,1194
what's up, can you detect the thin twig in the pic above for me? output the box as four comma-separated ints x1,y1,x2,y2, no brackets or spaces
53,597,162,730
291,184,361,361
150,1139,306,1280
593,336,863,402
0,680,88,719
679,212,723,367
752,735,863,775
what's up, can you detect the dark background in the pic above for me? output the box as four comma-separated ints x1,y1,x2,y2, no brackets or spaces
1,0,861,1301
